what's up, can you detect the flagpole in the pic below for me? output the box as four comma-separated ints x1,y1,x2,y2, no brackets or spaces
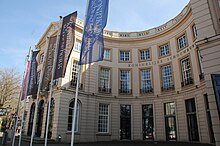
44,17,62,146
30,38,50,146
71,1,89,146
11,48,32,146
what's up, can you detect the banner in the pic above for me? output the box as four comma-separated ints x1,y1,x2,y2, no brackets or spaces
79,0,109,65
27,50,39,96
21,51,31,100
42,36,57,91
54,11,77,79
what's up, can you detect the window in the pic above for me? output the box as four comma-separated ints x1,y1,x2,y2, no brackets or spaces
192,24,197,39
67,100,80,132
142,104,154,140
74,40,81,51
197,50,204,80
98,103,109,133
71,61,79,87
178,34,187,49
140,50,150,61
104,49,110,60
120,51,130,61
99,68,111,93
40,54,44,64
159,44,170,57
181,57,193,86
185,98,199,141
164,102,177,141
120,70,131,94
161,65,173,90
140,69,153,93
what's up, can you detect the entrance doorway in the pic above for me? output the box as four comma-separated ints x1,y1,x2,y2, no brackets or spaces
36,100,44,137
120,105,131,140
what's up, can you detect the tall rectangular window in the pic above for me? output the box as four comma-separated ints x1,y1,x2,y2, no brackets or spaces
39,54,44,64
185,98,199,141
159,44,170,57
142,104,154,140
192,24,197,39
99,68,111,93
120,70,131,94
140,69,153,93
164,102,177,141
120,51,130,61
178,34,187,49
161,65,173,90
74,40,81,51
140,50,150,61
104,49,110,60
98,103,109,133
197,50,204,80
181,57,193,86
71,61,79,87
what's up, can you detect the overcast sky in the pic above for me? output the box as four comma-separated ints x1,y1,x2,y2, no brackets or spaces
0,0,189,74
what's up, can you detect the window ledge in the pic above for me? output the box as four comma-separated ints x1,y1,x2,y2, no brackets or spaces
96,133,111,136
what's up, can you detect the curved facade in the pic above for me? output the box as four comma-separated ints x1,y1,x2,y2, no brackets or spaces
24,0,220,145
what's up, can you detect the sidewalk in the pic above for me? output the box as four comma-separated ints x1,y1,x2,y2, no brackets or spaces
0,140,215,146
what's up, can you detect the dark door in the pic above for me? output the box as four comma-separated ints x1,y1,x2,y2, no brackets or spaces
120,105,131,140
142,104,154,140
27,103,35,136
36,100,44,137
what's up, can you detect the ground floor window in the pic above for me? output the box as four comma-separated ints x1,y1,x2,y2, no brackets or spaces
67,100,80,132
142,104,154,140
98,103,109,133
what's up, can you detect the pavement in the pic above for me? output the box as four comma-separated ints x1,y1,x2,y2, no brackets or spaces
0,139,216,146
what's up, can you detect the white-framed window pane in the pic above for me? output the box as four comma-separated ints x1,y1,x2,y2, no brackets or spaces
141,69,152,93
120,70,131,93
71,61,79,87
104,49,110,60
181,58,193,86
99,68,111,92
161,65,173,89
160,44,169,57
140,50,150,60
67,100,80,132
178,35,187,49
120,51,130,61
192,24,197,38
74,41,81,51
98,103,109,133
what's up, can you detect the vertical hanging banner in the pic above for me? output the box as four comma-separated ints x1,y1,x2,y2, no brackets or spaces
42,36,57,91
79,0,109,65
21,51,31,100
27,50,39,96
54,11,77,79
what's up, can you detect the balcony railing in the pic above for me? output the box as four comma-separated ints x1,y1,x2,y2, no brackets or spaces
199,73,204,80
70,80,83,90
140,88,153,94
181,78,194,87
119,89,132,94
98,87,111,93
161,84,175,91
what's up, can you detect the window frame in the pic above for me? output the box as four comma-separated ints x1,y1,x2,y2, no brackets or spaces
159,43,170,58
99,67,111,93
139,49,151,62
67,100,80,132
119,50,131,63
177,33,188,50
98,103,110,133
119,69,132,94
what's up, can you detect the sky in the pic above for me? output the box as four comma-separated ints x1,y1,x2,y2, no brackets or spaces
0,0,189,74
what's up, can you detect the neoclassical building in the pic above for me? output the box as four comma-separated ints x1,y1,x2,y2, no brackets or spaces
24,0,220,145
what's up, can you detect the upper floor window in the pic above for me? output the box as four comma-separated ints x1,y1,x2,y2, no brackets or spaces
119,70,131,94
99,67,111,93
192,24,198,39
159,44,170,57
161,65,174,90
74,40,81,51
104,49,110,60
197,50,204,80
140,69,153,93
98,103,109,133
71,61,79,87
67,100,80,132
120,51,130,61
181,57,193,86
39,54,44,64
178,34,187,49
140,49,150,61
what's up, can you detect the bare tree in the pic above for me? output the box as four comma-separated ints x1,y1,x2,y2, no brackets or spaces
0,68,21,107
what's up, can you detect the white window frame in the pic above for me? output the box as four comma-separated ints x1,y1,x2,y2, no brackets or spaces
161,65,173,89
67,100,80,132
98,103,109,133
178,34,187,49
120,70,131,93
120,51,130,61
159,44,170,57
104,49,110,60
140,49,150,61
140,69,152,93
99,67,111,92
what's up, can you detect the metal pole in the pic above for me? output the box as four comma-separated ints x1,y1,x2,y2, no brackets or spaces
70,65,82,146
12,49,32,146
44,17,62,146
30,37,50,146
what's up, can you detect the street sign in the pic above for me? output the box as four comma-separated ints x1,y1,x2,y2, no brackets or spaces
0,108,7,116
